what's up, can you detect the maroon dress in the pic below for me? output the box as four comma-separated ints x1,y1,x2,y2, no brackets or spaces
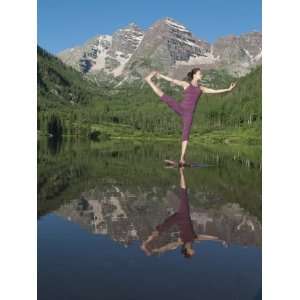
159,83,203,141
155,187,197,243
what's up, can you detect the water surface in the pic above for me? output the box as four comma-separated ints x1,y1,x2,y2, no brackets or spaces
38,137,261,300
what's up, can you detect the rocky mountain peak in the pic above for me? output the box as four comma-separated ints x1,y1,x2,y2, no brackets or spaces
122,16,211,78
212,31,262,74
124,22,142,31
56,17,262,83
163,17,191,32
111,21,144,53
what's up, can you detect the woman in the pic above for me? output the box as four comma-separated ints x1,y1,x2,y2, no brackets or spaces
144,68,237,167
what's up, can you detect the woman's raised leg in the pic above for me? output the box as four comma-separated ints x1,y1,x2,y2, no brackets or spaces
159,94,183,116
145,71,183,116
144,71,164,97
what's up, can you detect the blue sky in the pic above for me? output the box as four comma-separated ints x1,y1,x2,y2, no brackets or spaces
38,0,261,55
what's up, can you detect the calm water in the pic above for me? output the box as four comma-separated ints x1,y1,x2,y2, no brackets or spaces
38,137,262,300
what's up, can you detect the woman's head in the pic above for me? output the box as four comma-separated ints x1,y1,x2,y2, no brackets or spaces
186,67,202,82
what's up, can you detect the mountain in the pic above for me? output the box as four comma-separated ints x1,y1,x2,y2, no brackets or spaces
57,22,144,83
54,189,261,248
211,32,262,76
122,18,211,78
37,45,108,108
57,17,261,85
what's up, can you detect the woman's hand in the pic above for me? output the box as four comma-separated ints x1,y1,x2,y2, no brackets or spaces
144,71,158,82
228,82,237,91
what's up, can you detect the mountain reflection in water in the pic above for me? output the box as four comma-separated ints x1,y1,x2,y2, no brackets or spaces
38,138,261,300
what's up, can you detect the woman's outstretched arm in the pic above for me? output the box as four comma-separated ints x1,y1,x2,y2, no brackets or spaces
151,241,182,254
201,82,237,94
157,73,189,89
195,234,228,247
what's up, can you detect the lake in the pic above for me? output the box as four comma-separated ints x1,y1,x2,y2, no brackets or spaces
38,137,262,300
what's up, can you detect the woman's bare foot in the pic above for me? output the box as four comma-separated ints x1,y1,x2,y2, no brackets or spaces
178,162,185,168
144,71,157,83
178,158,186,167
179,159,185,163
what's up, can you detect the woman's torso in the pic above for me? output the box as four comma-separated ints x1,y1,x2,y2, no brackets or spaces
180,83,203,112
178,219,197,243
177,187,198,243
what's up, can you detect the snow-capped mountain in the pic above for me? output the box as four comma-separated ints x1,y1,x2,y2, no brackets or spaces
55,187,261,248
211,32,262,76
121,17,213,81
57,17,261,84
58,22,144,77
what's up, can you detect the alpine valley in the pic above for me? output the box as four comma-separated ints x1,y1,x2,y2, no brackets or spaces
38,17,261,145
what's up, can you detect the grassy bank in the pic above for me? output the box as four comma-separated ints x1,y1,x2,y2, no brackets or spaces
88,122,261,145
38,120,261,145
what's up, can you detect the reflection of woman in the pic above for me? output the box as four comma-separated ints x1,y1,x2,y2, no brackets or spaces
140,167,227,258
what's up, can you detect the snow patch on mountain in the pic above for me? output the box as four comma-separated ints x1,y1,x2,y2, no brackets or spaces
254,51,262,61
243,48,262,63
243,48,253,59
112,52,133,77
165,18,190,33
89,35,112,71
174,37,200,48
175,52,216,65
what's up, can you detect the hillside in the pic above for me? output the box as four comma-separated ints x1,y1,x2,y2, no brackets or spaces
90,65,261,144
38,45,111,109
38,45,261,144
38,45,115,137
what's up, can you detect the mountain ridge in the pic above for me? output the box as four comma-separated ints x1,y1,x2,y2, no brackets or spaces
56,17,261,85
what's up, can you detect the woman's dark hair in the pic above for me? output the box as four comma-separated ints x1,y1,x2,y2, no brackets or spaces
186,67,201,82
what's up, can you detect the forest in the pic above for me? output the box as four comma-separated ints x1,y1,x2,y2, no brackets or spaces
37,45,261,144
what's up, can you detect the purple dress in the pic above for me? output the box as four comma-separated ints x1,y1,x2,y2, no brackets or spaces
155,187,197,244
159,83,203,141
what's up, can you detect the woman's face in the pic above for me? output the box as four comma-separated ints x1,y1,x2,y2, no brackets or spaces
194,70,202,80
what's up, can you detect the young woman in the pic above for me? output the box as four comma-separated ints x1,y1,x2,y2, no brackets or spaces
144,68,237,167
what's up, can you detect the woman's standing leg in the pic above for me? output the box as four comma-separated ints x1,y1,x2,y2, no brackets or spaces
180,113,194,164
180,141,188,163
